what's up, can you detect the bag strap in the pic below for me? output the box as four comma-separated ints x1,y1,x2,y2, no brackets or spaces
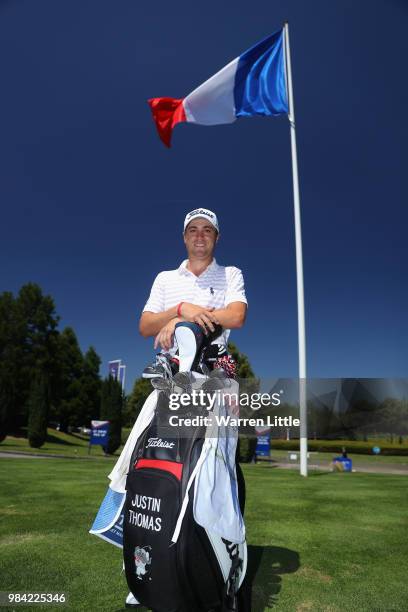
221,539,241,612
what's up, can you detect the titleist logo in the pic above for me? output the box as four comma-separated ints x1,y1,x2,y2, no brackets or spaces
146,437,175,449
187,208,214,219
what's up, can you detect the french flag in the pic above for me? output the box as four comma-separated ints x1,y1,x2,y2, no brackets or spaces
148,29,288,147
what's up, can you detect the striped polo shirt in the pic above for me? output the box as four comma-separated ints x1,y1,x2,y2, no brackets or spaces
143,258,247,346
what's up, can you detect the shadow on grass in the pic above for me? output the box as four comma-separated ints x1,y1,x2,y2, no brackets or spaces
45,433,77,446
240,544,300,611
70,432,90,442
1,433,77,447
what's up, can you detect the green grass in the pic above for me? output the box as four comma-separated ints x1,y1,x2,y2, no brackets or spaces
1,459,408,611
244,467,408,611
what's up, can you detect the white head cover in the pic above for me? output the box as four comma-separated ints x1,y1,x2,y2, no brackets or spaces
183,208,219,233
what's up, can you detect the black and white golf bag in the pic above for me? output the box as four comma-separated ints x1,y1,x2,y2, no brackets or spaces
123,378,247,612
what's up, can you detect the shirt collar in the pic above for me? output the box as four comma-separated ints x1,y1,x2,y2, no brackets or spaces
178,258,218,277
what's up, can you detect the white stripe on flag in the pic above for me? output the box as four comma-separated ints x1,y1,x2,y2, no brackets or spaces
184,57,239,125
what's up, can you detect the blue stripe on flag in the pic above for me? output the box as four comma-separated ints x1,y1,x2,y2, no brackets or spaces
234,30,288,118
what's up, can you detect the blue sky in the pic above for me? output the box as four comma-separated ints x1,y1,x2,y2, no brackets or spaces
0,0,407,390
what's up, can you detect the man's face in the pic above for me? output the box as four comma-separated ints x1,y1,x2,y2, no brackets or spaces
183,217,218,259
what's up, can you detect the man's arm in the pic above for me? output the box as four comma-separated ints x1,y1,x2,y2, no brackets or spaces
139,306,179,337
139,303,220,338
212,302,247,329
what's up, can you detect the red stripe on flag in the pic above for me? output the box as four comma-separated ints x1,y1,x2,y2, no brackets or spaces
135,458,183,481
147,97,186,147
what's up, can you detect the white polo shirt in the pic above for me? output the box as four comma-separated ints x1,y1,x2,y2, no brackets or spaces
143,258,247,346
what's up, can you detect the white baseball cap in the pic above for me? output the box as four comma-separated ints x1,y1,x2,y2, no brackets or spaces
183,208,219,233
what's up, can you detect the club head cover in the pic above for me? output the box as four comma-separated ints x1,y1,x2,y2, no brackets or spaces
174,322,205,372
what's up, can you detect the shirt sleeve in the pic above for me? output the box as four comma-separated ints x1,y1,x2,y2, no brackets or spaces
142,273,165,313
225,267,248,306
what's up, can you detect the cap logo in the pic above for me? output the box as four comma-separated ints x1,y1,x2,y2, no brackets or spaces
187,208,214,220
184,208,219,233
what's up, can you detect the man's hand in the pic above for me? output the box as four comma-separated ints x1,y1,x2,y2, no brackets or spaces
153,304,221,349
140,302,219,338
179,303,220,334
154,317,181,351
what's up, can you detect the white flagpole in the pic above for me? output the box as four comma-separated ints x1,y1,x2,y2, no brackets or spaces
283,22,308,477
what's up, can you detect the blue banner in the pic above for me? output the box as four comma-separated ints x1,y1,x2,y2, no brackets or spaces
90,420,110,446
255,427,271,457
333,457,353,472
108,360,121,380
118,364,126,389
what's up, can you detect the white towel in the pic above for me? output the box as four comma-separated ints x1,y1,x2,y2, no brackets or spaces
108,390,157,493
193,380,245,544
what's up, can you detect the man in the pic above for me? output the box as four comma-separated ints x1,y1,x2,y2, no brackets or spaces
125,208,248,609
139,208,247,375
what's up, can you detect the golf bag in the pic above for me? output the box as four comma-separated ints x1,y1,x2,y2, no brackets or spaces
123,382,247,612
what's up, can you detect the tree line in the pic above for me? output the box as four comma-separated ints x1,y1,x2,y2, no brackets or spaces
306,397,408,441
252,397,408,442
0,283,123,451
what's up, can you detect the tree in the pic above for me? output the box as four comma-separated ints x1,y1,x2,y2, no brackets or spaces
14,284,59,431
0,292,20,441
380,398,408,438
124,378,152,426
0,283,104,438
52,327,84,431
100,376,123,454
0,374,13,443
227,341,257,379
227,342,259,462
340,399,380,440
79,346,102,425
27,370,49,448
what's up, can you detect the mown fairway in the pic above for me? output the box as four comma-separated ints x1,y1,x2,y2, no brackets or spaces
1,458,407,611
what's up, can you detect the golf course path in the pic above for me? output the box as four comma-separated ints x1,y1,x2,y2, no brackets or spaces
0,450,102,460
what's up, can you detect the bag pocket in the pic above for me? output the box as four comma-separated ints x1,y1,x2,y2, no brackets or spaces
123,463,183,611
